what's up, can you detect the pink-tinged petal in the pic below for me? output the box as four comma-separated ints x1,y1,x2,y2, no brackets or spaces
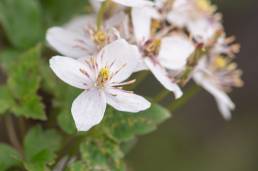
131,7,160,42
72,89,107,131
49,56,93,89
64,14,96,36
97,39,140,83
144,58,183,98
106,88,150,112
159,35,195,70
193,71,235,120
46,27,93,58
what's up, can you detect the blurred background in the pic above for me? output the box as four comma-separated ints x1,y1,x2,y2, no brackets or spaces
127,0,258,171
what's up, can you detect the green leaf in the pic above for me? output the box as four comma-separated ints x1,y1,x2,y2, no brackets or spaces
12,95,46,120
56,85,80,134
40,0,90,26
80,136,126,171
103,103,171,142
6,45,46,120
67,161,88,171
23,126,62,171
0,144,21,170
0,0,43,49
8,45,42,98
0,86,14,114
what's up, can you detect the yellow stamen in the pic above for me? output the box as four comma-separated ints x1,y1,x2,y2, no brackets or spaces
93,30,107,46
151,19,161,35
214,56,227,69
97,67,110,87
145,39,161,57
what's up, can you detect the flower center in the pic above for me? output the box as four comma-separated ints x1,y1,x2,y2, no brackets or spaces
144,39,161,57
214,56,227,69
151,19,161,35
93,30,107,46
96,67,110,87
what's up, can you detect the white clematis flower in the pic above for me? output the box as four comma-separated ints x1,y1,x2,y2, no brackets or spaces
50,39,151,131
167,0,222,43
46,13,127,59
193,59,234,120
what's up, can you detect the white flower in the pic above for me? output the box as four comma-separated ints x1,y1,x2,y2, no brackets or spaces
50,39,151,131
193,59,235,120
95,0,153,8
131,7,195,98
167,0,221,43
46,13,127,59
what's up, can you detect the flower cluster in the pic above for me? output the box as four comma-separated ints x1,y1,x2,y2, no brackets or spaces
46,0,243,131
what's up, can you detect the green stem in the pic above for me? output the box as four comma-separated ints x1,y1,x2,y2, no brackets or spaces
127,71,149,90
167,84,201,112
153,89,170,103
96,0,110,30
4,115,23,155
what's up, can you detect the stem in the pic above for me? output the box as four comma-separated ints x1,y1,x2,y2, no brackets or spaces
167,84,201,112
4,115,23,155
96,0,110,30
127,71,149,90
153,89,170,103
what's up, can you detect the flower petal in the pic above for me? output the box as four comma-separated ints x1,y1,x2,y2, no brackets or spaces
97,39,140,83
193,71,235,120
144,58,183,98
64,14,96,35
106,88,150,112
72,89,107,131
46,27,94,58
49,56,93,89
131,7,160,42
159,35,195,70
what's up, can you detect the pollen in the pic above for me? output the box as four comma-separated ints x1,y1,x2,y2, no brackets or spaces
144,39,161,57
97,67,110,87
93,30,107,46
196,0,216,13
151,19,161,35
214,56,227,69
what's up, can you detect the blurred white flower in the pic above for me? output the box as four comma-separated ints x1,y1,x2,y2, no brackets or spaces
167,0,222,43
46,13,127,59
50,39,150,131
193,54,243,120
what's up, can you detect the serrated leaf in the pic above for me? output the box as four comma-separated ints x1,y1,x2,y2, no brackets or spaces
0,144,21,171
0,0,43,49
5,45,46,120
11,95,46,120
0,86,14,114
103,103,170,142
8,45,42,98
23,126,62,171
80,136,126,171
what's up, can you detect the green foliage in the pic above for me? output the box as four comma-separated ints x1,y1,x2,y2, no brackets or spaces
23,126,62,171
0,0,44,49
39,0,91,26
0,45,46,120
0,144,21,170
103,104,171,142
0,86,14,114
